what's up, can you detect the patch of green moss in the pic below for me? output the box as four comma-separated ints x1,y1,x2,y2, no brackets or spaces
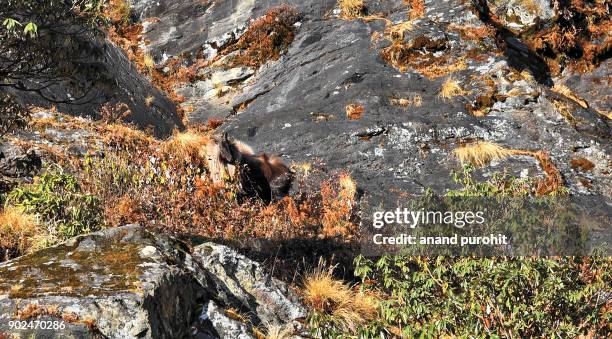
0,231,149,299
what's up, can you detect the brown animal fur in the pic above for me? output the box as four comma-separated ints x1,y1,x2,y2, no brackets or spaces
205,133,293,203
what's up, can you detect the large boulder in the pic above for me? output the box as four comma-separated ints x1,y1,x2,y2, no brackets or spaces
0,225,306,338
191,242,307,328
0,225,200,338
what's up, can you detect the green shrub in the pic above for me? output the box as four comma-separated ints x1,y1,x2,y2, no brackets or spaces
6,169,103,238
351,255,610,337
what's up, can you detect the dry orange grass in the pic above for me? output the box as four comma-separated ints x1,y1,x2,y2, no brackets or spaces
338,0,367,19
0,207,49,254
321,173,357,238
453,142,514,167
390,94,422,107
552,84,589,109
408,0,425,20
439,78,469,99
454,142,565,195
346,104,365,120
304,265,379,333
419,58,468,79
164,130,211,163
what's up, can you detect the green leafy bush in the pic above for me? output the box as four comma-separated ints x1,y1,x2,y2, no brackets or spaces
6,169,103,238
351,255,610,338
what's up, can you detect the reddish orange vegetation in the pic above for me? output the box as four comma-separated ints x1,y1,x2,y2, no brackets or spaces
27,114,359,242
380,35,468,78
408,0,426,20
511,150,564,195
449,24,495,42
321,173,358,238
570,157,595,172
221,5,301,68
104,2,210,121
523,0,611,73
345,104,365,120
206,118,225,130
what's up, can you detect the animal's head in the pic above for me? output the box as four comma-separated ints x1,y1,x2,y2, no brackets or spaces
213,132,242,164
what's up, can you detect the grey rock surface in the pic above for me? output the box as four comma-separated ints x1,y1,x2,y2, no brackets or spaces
0,225,305,338
191,242,307,327
5,37,183,138
128,0,610,210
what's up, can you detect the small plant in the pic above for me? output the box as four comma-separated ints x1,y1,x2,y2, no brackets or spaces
390,94,422,107
106,0,132,26
99,102,132,124
6,169,103,238
145,95,155,107
143,53,155,73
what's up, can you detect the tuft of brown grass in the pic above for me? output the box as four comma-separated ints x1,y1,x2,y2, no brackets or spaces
390,94,422,107
453,142,514,167
438,78,468,99
265,324,294,339
164,130,211,164
455,142,566,195
419,59,468,79
303,265,379,333
338,0,367,19
321,173,357,238
408,0,425,20
0,207,49,255
346,104,365,120
145,95,155,107
552,84,589,109
143,53,155,73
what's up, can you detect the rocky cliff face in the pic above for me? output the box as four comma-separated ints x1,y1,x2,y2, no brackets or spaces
0,225,306,338
130,0,610,209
